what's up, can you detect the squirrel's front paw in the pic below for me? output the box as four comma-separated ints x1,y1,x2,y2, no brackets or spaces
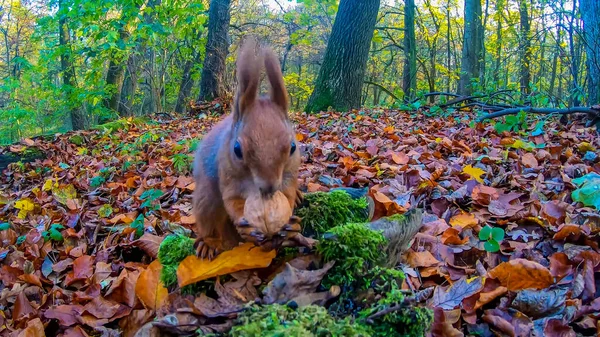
235,218,267,243
194,237,221,260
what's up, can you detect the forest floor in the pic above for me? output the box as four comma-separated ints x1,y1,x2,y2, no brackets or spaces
0,108,599,336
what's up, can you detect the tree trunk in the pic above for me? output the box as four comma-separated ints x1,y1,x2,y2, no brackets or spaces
197,0,232,102
305,0,381,113
175,50,203,113
457,0,483,95
58,0,84,130
581,0,600,104
518,0,531,95
493,0,503,86
117,0,161,117
104,29,129,112
402,0,417,100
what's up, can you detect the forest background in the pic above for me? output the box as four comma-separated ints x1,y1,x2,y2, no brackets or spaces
0,0,599,144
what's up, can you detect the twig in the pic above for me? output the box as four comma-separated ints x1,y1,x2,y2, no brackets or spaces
363,80,400,101
477,106,600,122
363,297,415,324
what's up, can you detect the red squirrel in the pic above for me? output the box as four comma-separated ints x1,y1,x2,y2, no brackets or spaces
191,38,302,259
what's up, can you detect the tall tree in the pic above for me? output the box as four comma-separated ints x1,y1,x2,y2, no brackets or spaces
518,0,531,94
581,0,600,104
402,0,416,99
197,0,232,102
58,0,84,130
104,27,130,112
457,0,483,95
305,0,381,112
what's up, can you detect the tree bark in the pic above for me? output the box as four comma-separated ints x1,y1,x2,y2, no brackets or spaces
104,28,130,112
457,0,484,95
58,0,84,130
518,0,531,94
402,0,416,100
305,0,381,113
197,0,232,102
175,49,202,113
581,0,600,104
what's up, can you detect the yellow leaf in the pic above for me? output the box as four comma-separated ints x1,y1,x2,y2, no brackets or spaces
136,260,168,310
177,242,276,287
449,213,478,229
52,184,77,205
42,179,56,192
15,198,35,219
463,165,486,183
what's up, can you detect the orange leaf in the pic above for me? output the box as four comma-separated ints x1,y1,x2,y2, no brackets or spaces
177,242,276,287
488,259,554,291
406,251,441,268
391,152,409,165
180,215,195,225
135,260,168,310
295,133,305,142
441,228,469,245
449,213,478,229
19,273,43,288
18,317,45,337
521,153,538,168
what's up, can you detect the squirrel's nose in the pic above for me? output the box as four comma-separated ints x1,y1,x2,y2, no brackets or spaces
260,184,276,197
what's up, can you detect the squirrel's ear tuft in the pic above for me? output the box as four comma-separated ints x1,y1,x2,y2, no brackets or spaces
263,47,289,114
234,36,261,121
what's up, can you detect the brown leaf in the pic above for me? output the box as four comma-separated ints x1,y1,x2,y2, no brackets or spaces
17,317,45,337
131,234,164,259
62,326,90,337
262,261,335,305
430,307,464,337
14,292,36,323
118,309,155,337
441,228,469,245
543,319,576,337
482,309,517,337
549,252,573,281
65,255,94,286
180,215,195,225
471,185,499,205
136,260,168,310
83,296,121,319
521,153,538,168
18,273,42,288
488,258,554,291
43,305,83,327
106,268,140,307
177,242,276,287
406,250,441,268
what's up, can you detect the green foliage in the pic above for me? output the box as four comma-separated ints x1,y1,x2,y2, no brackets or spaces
0,223,11,231
171,153,192,174
140,188,163,211
42,224,64,242
295,190,369,237
478,225,505,253
358,290,433,337
230,304,372,337
317,223,387,288
130,214,145,237
571,173,600,209
362,266,405,294
97,204,114,218
494,110,529,133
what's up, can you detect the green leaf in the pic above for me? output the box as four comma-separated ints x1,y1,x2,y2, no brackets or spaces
98,204,113,218
130,214,145,237
478,225,492,241
491,227,505,242
16,235,26,245
90,176,106,188
0,223,10,231
59,162,71,169
484,239,500,253
571,173,600,209
49,228,64,242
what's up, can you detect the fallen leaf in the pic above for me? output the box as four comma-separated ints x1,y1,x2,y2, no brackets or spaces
262,261,335,305
44,305,84,327
488,259,554,291
521,153,538,168
131,233,164,259
18,317,45,337
432,277,484,310
177,242,276,287
406,251,441,268
136,260,168,310
449,213,478,229
462,165,486,183
430,307,464,337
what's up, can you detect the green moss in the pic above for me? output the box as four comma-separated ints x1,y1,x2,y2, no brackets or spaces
230,304,373,337
317,223,386,288
69,134,84,145
359,290,433,337
362,266,405,293
295,190,369,237
158,234,195,288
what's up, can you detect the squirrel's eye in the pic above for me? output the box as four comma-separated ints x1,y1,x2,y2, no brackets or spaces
234,141,243,159
290,141,296,155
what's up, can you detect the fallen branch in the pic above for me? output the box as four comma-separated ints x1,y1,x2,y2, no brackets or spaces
476,106,600,122
363,297,415,324
364,81,399,101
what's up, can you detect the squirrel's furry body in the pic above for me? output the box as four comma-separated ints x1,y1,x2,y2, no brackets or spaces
191,38,301,259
